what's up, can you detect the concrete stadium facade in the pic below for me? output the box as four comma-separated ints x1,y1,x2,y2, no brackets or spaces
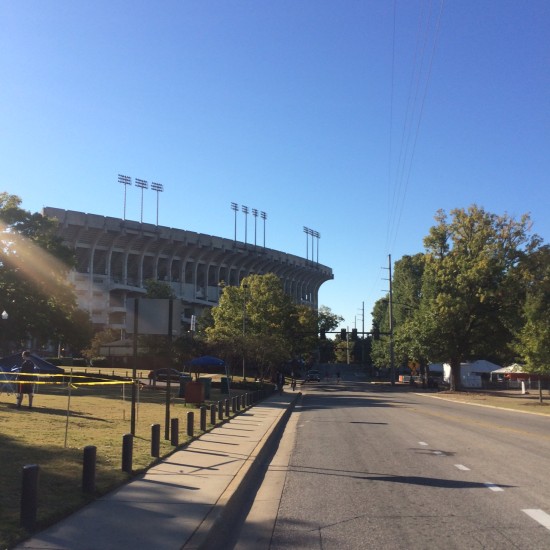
44,207,334,332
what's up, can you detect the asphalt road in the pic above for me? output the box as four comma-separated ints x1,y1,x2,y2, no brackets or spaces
235,372,550,549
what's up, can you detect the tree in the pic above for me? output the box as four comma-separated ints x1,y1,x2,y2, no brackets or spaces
206,274,296,380
370,297,390,370
391,254,431,383
420,205,539,390
81,328,120,362
515,245,550,401
0,193,92,353
317,305,343,333
143,279,176,299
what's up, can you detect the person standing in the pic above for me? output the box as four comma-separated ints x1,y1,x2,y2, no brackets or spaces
16,351,36,409
277,371,285,394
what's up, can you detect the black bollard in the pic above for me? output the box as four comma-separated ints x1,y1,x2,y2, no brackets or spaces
187,411,194,437
210,404,217,426
218,400,223,420
151,423,160,457
225,398,230,417
200,406,207,432
20,464,39,530
171,418,179,446
82,446,96,494
122,433,133,473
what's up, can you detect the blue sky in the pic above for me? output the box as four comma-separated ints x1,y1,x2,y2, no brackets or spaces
1,1,549,331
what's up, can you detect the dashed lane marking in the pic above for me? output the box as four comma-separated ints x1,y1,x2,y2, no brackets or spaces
484,482,504,492
522,509,550,531
454,464,470,471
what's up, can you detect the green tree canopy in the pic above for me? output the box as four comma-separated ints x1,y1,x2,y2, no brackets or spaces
206,273,331,379
515,245,550,375
0,193,92,353
420,205,539,390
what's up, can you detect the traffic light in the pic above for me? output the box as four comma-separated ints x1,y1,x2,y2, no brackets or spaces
340,328,347,340
320,329,326,340
351,328,358,341
372,327,380,341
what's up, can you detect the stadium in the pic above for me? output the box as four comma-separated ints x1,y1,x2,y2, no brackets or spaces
43,207,334,332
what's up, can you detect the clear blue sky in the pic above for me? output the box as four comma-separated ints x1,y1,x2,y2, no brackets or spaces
1,1,549,331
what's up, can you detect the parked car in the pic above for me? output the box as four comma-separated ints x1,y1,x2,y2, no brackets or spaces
305,369,321,382
148,368,182,382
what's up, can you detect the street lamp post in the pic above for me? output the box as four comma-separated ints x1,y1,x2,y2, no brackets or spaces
1,310,8,357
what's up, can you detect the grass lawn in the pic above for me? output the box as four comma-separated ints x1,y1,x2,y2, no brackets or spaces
428,388,550,414
0,374,252,549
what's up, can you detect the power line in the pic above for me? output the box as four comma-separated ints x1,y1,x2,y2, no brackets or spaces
385,0,445,254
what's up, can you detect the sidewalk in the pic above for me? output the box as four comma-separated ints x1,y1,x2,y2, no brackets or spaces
15,391,299,550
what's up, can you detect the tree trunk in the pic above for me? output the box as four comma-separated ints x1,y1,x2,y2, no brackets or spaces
449,357,461,392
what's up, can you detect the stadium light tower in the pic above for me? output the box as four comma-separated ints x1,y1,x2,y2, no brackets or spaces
303,226,310,260
261,211,267,247
252,208,258,248
118,174,132,220
314,230,321,263
151,182,164,225
135,179,148,223
309,229,316,263
231,202,238,242
242,205,249,247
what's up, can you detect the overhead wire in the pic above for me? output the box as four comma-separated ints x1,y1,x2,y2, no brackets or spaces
385,0,445,255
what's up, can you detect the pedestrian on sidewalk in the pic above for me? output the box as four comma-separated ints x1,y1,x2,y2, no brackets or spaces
277,371,285,394
16,350,37,409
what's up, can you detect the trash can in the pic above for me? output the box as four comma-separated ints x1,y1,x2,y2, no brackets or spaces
220,376,230,395
202,377,212,399
178,374,193,398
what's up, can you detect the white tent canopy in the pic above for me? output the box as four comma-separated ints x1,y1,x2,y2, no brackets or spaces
443,360,502,387
491,364,525,374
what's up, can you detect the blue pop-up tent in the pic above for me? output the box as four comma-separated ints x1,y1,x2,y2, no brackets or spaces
0,353,64,374
187,355,230,393
0,353,64,394
189,355,225,368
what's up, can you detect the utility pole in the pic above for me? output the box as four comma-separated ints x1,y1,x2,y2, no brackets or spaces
346,326,350,365
359,301,365,365
389,254,395,385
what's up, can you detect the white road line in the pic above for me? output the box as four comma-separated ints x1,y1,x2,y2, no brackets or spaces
433,450,443,455
522,509,550,530
454,464,470,471
484,482,504,492
419,442,428,446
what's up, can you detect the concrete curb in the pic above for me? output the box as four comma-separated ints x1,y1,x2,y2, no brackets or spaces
183,393,300,549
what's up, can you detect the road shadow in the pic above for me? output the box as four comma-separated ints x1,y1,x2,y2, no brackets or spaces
287,465,515,489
